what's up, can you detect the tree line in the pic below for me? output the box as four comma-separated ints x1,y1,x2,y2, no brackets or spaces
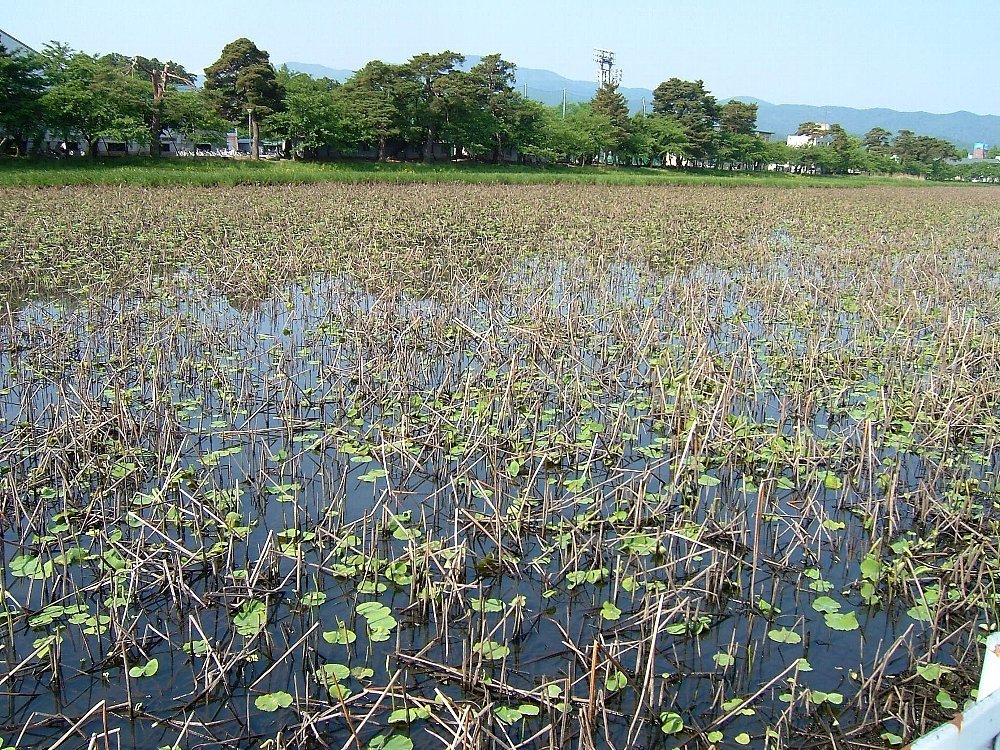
0,37,985,179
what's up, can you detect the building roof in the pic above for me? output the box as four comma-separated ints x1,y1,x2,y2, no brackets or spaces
0,28,37,56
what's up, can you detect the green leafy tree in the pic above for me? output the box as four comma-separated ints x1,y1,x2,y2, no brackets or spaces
165,89,229,147
629,113,688,166
765,140,796,170
541,103,613,165
651,78,718,163
0,45,47,155
270,69,350,158
860,127,896,173
824,124,866,174
892,129,961,177
405,51,464,163
203,38,284,159
716,131,769,170
339,60,418,160
719,100,758,135
460,54,540,163
41,45,145,158
863,127,892,155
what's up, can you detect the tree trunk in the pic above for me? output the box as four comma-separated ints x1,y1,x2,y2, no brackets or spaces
251,115,260,160
150,96,163,160
423,127,434,164
377,136,386,162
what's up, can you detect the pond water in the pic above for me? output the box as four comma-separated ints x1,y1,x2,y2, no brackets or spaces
0,250,997,750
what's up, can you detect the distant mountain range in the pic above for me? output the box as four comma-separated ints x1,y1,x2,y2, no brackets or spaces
283,58,999,149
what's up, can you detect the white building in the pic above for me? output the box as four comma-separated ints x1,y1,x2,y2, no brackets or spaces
786,123,833,147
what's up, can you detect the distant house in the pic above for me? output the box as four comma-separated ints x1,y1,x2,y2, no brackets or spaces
969,142,990,159
786,123,833,147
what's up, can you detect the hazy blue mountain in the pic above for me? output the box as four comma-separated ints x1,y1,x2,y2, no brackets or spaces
284,62,356,82
725,97,999,150
282,60,999,149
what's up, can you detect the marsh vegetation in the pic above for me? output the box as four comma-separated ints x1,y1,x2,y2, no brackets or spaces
0,184,997,749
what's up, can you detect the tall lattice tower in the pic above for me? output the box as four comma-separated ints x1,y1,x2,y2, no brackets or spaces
594,49,621,87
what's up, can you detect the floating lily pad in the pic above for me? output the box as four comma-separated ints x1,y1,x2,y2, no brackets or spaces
767,627,802,644
255,691,293,711
824,611,860,631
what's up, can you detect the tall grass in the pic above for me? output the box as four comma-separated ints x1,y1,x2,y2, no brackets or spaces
0,156,942,188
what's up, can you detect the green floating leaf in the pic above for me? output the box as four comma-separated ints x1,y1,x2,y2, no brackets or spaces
233,599,267,637
916,662,952,682
824,611,860,631
811,596,841,614
600,601,622,621
734,733,752,745
255,691,293,711
10,554,53,580
860,555,882,581
907,603,932,622
470,597,503,613
300,591,327,607
659,711,683,734
183,639,209,657
721,697,755,716
359,467,388,482
322,622,357,645
713,652,735,667
819,471,843,490
494,703,539,724
473,639,510,660
357,602,397,631
935,690,958,711
756,598,781,616
605,670,627,692
811,690,844,705
387,706,431,723
128,658,158,678
318,663,351,682
698,473,721,487
767,627,802,644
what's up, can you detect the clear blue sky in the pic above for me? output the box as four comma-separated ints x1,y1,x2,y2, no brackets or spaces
6,0,998,115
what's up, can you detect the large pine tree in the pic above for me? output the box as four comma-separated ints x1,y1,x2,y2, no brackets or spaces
590,82,630,162
204,38,283,159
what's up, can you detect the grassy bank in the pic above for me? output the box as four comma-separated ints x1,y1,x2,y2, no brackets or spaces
0,156,941,188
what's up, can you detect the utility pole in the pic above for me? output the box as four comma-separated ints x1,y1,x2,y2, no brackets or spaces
593,49,620,88
642,97,646,116
523,83,528,98
562,89,567,119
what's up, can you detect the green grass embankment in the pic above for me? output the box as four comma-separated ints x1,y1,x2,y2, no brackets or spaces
0,157,935,188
